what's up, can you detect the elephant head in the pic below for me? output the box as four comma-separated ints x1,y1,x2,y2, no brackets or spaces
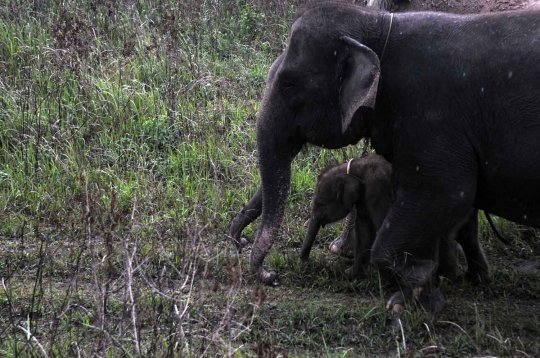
250,6,388,284
300,165,362,261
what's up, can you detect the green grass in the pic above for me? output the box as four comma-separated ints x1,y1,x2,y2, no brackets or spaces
1,0,540,357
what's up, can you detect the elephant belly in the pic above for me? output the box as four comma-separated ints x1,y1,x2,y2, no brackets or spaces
473,127,540,227
475,177,540,228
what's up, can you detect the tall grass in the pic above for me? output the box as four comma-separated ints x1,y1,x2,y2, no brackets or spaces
0,0,354,355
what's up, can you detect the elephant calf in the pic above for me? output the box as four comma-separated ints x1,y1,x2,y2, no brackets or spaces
301,154,490,284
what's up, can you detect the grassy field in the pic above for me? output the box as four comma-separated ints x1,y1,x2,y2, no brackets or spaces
1,1,539,356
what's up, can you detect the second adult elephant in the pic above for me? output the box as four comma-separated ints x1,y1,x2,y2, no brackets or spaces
234,3,540,311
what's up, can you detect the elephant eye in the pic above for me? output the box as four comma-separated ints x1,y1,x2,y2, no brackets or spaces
280,79,296,91
278,71,302,92
282,85,294,92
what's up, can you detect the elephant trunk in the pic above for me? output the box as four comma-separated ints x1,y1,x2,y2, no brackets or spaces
300,216,321,261
249,117,302,284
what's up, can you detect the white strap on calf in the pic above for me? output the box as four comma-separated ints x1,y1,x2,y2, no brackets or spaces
346,158,355,175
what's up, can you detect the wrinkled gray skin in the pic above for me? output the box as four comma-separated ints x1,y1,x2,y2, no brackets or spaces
233,2,540,312
299,154,490,285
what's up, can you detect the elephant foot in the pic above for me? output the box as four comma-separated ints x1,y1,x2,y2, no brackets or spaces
329,235,354,258
413,286,445,313
344,266,367,281
259,270,279,286
438,269,458,283
386,287,445,314
465,270,491,285
386,291,405,315
229,236,249,252
238,237,249,249
465,261,491,284
299,247,310,262
229,209,258,251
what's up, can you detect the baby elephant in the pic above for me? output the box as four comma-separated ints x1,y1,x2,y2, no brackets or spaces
301,154,490,283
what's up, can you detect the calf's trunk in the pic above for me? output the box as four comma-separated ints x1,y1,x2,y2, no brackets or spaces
300,217,322,261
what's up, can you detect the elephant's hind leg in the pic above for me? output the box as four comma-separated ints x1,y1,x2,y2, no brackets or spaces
438,209,488,283
371,176,477,313
345,211,375,279
455,210,490,284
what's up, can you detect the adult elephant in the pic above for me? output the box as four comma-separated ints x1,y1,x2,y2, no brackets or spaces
234,2,540,311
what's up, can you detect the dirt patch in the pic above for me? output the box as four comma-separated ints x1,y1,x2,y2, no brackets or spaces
517,259,540,275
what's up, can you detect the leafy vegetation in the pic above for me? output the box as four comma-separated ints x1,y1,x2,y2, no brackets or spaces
0,0,539,356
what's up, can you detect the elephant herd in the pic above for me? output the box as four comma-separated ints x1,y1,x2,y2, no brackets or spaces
228,1,540,313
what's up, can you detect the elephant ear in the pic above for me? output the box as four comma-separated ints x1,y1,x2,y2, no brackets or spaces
339,36,381,134
336,177,360,211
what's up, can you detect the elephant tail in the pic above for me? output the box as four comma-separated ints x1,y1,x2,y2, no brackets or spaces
484,212,513,246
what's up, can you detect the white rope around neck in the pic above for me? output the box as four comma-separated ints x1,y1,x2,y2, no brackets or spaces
381,12,394,62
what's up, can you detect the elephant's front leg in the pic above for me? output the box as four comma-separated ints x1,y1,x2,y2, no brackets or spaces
372,179,476,313
229,187,262,251
346,213,375,279
329,207,357,258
